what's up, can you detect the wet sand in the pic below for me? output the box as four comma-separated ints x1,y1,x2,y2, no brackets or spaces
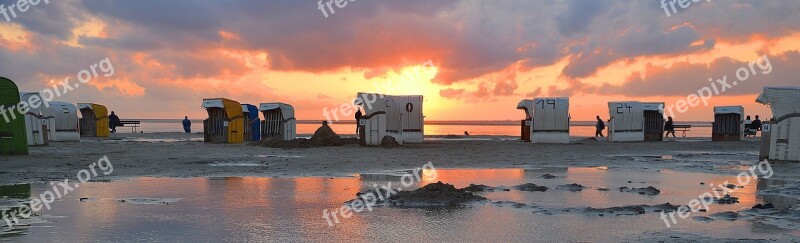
1,132,792,184
1,132,796,183
2,132,799,241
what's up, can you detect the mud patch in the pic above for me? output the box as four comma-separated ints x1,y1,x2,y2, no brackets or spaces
556,183,586,192
513,183,549,192
349,182,487,207
538,174,558,179
119,198,183,205
463,184,510,192
618,186,661,196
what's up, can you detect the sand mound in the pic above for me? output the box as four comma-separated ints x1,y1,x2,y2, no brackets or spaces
311,123,339,143
251,122,358,148
349,182,488,207
387,182,488,206
380,136,400,147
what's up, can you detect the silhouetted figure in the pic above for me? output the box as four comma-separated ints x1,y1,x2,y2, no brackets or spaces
355,109,363,135
665,117,676,138
182,116,192,133
744,115,753,137
109,111,120,133
595,115,605,138
464,131,470,136
752,115,762,132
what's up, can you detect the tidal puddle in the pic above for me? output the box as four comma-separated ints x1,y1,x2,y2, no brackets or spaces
1,168,797,242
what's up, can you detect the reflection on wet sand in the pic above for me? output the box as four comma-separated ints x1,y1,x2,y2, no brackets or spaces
0,167,797,241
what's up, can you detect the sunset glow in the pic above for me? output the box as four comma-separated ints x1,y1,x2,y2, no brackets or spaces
2,1,798,121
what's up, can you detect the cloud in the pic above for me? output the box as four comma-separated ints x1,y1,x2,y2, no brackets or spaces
596,51,800,97
2,0,800,119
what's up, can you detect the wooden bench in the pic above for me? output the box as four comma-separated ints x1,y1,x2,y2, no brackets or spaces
118,120,141,133
673,125,691,137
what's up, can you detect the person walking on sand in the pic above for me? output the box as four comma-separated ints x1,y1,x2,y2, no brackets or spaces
665,117,676,138
595,115,605,138
355,108,363,135
182,116,192,133
109,111,120,133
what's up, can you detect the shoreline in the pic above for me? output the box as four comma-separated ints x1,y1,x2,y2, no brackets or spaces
0,132,786,186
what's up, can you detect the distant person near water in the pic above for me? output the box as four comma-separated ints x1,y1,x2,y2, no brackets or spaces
355,108,363,135
109,111,120,133
665,117,676,138
595,115,605,138
182,116,192,133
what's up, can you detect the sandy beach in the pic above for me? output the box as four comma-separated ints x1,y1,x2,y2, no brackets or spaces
2,132,800,241
1,132,785,184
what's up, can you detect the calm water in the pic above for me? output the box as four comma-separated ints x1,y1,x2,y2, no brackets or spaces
2,168,796,242
132,120,715,138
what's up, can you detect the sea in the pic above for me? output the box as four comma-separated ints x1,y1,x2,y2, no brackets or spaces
130,119,714,138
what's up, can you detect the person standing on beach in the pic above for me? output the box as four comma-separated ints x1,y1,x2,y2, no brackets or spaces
665,117,676,138
595,115,605,137
752,115,763,134
109,111,120,133
354,108,363,135
182,116,192,133
744,116,753,137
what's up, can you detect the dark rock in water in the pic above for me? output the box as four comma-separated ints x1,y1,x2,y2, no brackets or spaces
597,188,610,191
693,216,714,222
556,183,586,192
619,186,661,196
724,184,743,189
538,174,558,179
463,184,509,192
491,201,528,208
716,195,740,204
386,181,488,207
648,203,682,212
752,203,775,209
380,136,400,147
710,211,740,221
513,183,549,192
585,206,646,216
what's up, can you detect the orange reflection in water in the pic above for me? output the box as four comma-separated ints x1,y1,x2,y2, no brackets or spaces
423,168,526,188
564,167,611,206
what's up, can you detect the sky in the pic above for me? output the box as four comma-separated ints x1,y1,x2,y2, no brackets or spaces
1,0,799,121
